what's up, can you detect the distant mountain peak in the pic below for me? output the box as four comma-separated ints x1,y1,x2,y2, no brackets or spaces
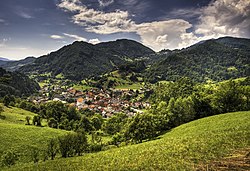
0,57,11,61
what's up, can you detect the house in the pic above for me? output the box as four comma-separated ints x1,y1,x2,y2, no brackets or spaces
76,97,84,107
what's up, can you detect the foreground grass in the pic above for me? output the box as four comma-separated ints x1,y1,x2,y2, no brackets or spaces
0,106,38,125
0,106,69,164
6,111,250,171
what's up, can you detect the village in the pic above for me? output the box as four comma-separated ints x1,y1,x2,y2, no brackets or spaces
30,84,151,118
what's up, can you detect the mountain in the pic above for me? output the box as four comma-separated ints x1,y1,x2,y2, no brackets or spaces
0,57,11,61
145,37,250,83
96,39,154,58
0,67,40,97
19,39,155,81
0,57,12,66
0,57,36,71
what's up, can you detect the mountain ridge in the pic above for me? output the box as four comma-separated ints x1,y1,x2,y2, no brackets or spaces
0,67,40,97
145,36,250,83
18,39,155,80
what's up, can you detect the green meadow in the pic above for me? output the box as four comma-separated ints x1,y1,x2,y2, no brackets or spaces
0,106,69,164
4,111,250,171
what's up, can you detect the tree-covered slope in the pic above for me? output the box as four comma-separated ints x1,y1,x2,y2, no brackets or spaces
146,37,250,83
18,39,155,81
6,111,250,171
0,57,36,72
96,39,154,58
0,67,40,97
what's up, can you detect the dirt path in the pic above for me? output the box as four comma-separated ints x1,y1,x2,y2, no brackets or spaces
197,148,250,171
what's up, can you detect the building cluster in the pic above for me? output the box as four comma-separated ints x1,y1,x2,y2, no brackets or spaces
32,85,151,117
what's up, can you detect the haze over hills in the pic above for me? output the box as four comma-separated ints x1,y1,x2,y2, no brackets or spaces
0,57,11,61
0,57,36,72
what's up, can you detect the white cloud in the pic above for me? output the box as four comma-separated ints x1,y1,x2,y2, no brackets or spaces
57,0,250,51
58,0,135,34
88,38,101,44
50,35,65,39
0,19,5,23
195,0,250,39
98,0,114,7
135,20,193,51
167,8,202,20
18,12,34,19
63,33,87,41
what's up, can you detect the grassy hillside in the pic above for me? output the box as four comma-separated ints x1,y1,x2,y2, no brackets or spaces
6,111,250,171
0,106,69,164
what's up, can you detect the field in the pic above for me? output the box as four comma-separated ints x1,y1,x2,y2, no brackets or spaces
5,111,250,171
0,106,69,164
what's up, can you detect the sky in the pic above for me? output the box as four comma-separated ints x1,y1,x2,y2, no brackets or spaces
0,0,249,60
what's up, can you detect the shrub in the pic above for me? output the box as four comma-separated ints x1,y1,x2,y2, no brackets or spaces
1,150,19,167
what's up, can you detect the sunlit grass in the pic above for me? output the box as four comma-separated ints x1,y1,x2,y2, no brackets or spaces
0,106,69,164
6,111,250,171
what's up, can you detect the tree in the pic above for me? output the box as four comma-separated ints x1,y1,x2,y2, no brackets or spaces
78,116,94,133
47,138,58,160
3,95,11,107
213,80,244,113
103,113,128,135
25,116,31,125
48,118,58,128
110,132,124,147
125,113,163,143
91,115,103,130
33,116,42,126
74,131,88,156
166,96,195,127
58,134,75,158
0,104,4,115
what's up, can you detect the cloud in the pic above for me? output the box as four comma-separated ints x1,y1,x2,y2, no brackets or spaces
58,0,135,34
57,0,250,51
0,19,5,23
0,38,9,48
18,11,34,19
167,8,203,20
88,38,101,44
136,20,193,51
50,35,65,39
63,33,87,41
195,0,250,39
98,0,114,7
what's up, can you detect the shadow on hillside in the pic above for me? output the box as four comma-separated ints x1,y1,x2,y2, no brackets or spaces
0,115,6,120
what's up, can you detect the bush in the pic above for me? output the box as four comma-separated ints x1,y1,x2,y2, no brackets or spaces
1,150,19,167
58,132,88,158
30,147,39,163
47,138,58,160
25,116,31,125
33,115,42,126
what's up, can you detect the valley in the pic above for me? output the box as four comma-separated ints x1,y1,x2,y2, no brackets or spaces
0,37,250,171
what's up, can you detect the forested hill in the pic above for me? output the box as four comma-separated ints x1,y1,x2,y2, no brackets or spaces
145,37,250,83
18,39,155,81
0,67,40,97
0,57,36,72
